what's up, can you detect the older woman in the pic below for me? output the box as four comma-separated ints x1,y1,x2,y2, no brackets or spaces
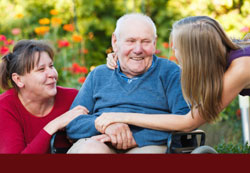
100,15,250,133
0,40,88,153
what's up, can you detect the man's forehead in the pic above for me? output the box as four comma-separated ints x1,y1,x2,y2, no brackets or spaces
121,32,154,40
119,20,155,39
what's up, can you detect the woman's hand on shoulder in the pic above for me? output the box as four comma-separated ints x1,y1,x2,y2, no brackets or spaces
106,53,118,70
44,105,89,135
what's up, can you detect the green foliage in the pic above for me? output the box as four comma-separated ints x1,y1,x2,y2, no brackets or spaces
220,97,241,129
215,142,250,154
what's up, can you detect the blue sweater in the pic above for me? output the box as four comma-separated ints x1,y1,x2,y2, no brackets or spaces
66,55,190,147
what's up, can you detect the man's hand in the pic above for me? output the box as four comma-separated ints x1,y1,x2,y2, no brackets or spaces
104,123,137,150
91,134,111,143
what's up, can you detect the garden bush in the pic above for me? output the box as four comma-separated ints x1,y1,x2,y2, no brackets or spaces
215,142,250,154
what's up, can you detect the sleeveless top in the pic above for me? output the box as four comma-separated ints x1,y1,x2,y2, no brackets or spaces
227,46,250,96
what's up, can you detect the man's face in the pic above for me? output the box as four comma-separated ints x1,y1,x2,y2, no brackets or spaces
112,18,156,78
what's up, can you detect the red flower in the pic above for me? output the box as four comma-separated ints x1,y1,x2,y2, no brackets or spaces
11,28,21,35
72,63,88,74
0,46,9,55
4,39,14,46
240,27,249,33
155,49,161,54
78,76,86,84
72,63,81,73
0,35,7,41
79,66,88,74
236,109,241,119
58,40,70,48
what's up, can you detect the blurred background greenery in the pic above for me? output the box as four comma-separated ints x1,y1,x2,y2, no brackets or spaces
1,0,250,153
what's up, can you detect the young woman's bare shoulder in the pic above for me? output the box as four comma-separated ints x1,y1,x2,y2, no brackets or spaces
229,56,250,87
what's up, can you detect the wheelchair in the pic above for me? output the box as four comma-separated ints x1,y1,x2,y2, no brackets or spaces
50,129,217,154
166,129,217,154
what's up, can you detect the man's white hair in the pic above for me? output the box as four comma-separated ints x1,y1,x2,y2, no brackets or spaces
114,13,157,40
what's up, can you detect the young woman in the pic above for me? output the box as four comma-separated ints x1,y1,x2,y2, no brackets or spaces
0,40,88,153
97,16,250,133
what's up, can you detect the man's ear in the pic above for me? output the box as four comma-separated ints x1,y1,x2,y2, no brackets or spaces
12,73,24,88
112,33,118,52
152,37,157,53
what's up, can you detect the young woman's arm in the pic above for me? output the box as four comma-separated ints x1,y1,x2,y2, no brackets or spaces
96,56,250,133
95,109,205,133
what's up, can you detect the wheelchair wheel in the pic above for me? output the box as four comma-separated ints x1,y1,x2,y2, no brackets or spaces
191,145,218,154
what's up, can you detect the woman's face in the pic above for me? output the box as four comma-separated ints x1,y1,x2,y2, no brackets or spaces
172,35,182,66
20,51,58,99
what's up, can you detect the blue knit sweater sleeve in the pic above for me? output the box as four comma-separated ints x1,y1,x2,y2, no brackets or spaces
66,72,100,139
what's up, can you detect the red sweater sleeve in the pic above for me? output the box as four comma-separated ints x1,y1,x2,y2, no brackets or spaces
21,129,51,154
0,87,78,154
0,109,51,154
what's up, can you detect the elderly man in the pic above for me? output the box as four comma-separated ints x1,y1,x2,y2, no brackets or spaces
66,13,189,153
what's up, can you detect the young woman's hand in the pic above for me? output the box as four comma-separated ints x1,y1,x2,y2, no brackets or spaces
95,112,123,133
106,53,118,70
44,105,89,135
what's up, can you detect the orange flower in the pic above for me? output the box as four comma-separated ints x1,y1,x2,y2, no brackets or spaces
34,26,50,35
50,9,58,15
78,77,86,84
162,42,169,48
88,32,94,40
90,66,96,71
15,13,24,19
72,34,83,42
106,47,112,54
169,56,178,62
82,48,88,54
51,17,62,27
39,18,50,25
63,24,74,32
161,55,168,59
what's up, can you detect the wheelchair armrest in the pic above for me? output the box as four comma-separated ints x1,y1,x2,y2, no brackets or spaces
50,130,73,154
166,129,206,154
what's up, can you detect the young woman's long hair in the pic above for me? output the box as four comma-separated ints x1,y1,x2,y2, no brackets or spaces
171,16,240,122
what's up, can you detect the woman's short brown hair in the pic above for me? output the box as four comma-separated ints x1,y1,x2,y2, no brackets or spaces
0,39,54,90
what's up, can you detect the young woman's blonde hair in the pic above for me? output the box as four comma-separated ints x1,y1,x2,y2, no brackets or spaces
171,16,241,122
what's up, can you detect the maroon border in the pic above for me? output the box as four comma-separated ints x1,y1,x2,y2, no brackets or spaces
1,154,249,172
